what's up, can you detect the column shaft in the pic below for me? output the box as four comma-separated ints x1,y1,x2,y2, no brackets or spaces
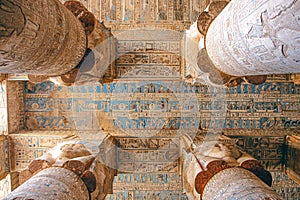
3,167,89,200
206,0,300,76
203,167,283,200
0,0,86,76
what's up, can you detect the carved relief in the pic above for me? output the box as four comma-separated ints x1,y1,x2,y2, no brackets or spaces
22,80,300,135
9,137,117,200
183,135,274,199
4,167,90,200
0,0,86,76
202,168,282,200
64,0,96,34
205,0,300,76
0,0,26,38
117,138,180,173
77,0,209,30
9,131,78,170
106,190,188,200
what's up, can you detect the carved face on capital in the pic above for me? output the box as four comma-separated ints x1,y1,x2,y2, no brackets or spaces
50,143,91,160
199,136,242,161
87,21,112,49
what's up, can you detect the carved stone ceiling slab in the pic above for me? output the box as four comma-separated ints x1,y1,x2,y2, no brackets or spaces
24,80,300,134
60,0,209,31
115,29,184,80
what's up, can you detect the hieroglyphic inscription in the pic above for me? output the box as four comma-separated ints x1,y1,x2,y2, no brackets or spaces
116,30,183,80
9,131,77,170
117,54,181,65
82,0,208,30
230,136,284,171
24,81,300,135
117,41,180,53
230,135,300,199
106,190,188,200
271,172,300,200
117,138,180,173
15,78,300,200
21,77,300,199
106,173,188,200
117,138,179,149
117,66,181,79
112,173,182,191
6,81,25,133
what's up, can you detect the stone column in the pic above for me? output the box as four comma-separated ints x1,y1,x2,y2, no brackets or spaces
184,1,252,87
0,0,86,76
6,139,117,200
205,0,300,76
23,0,117,86
183,135,282,199
202,167,283,200
3,167,89,200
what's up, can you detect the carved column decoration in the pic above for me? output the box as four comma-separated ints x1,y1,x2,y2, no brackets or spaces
5,138,117,200
0,0,86,76
183,135,280,200
184,0,269,87
3,167,89,200
205,0,300,76
22,0,117,86
202,168,283,200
